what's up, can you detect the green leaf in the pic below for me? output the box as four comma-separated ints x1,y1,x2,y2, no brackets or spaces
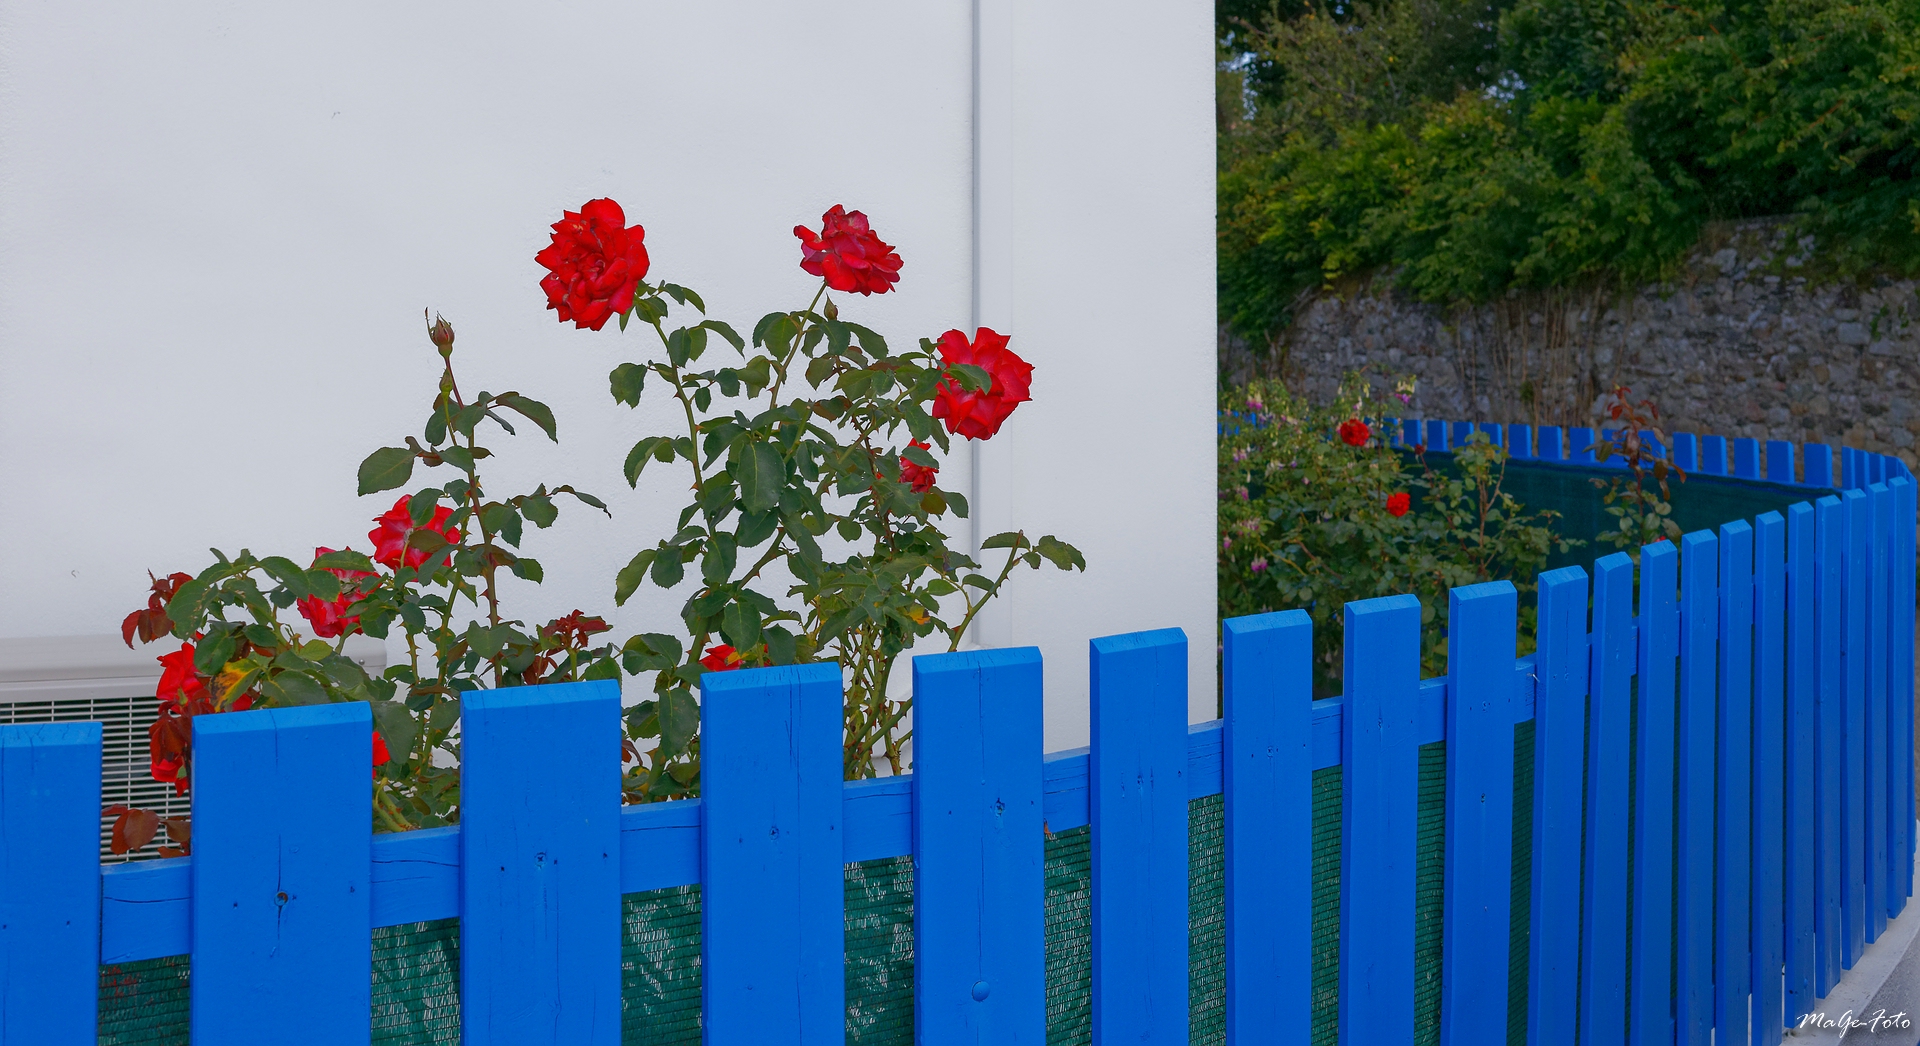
1034,535,1087,571
495,393,558,442
980,531,1027,550
313,549,376,573
481,503,523,548
919,489,948,514
844,322,888,357
370,699,420,768
736,442,785,514
700,319,745,351
510,557,544,582
358,447,415,495
625,436,671,487
950,363,992,392
438,445,477,473
258,556,313,599
659,688,699,758
660,283,706,313
902,444,939,468
424,407,447,447
520,494,558,528
193,630,236,675
408,489,443,526
764,624,798,666
262,670,329,706
735,509,779,548
615,549,657,605
620,632,683,673
945,491,969,519
721,601,762,649
701,532,738,585
651,547,685,588
609,363,648,407
302,569,342,602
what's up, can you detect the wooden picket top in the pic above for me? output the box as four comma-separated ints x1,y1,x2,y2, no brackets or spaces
0,430,1914,1045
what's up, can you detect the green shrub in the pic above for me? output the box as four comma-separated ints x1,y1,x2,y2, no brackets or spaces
1217,0,1920,340
1220,376,1579,692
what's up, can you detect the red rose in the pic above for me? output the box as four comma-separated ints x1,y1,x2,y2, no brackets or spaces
931,327,1033,441
1338,418,1370,446
700,644,744,672
1386,492,1411,517
156,642,209,709
793,205,902,296
373,730,391,769
535,198,650,331
296,546,375,639
368,497,462,571
899,440,938,493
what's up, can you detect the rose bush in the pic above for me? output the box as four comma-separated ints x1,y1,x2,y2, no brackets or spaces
115,315,616,849
570,200,1081,795
1221,375,1577,692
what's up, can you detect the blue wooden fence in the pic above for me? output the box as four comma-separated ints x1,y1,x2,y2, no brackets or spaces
0,425,1915,1045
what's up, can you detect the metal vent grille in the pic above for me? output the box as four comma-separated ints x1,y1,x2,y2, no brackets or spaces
0,633,387,862
0,682,187,862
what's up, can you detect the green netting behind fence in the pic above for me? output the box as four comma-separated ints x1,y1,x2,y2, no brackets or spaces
98,757,1539,1045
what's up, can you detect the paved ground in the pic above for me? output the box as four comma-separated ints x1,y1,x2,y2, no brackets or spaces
1786,617,1920,1041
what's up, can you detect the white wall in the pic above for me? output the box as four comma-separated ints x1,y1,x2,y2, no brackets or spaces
0,1,1215,750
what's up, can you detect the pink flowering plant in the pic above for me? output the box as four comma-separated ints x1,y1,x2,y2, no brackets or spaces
538,200,1082,796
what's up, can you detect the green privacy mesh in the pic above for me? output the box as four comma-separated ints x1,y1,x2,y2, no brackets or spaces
97,758,1540,1044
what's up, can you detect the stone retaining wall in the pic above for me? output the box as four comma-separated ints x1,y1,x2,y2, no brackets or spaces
1225,219,1920,469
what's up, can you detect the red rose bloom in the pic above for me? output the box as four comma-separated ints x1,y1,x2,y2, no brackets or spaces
372,731,391,778
535,198,650,331
931,327,1033,441
793,205,902,296
296,546,375,639
700,644,744,672
368,497,462,571
156,642,209,710
1386,492,1411,517
899,440,939,493
1338,418,1370,446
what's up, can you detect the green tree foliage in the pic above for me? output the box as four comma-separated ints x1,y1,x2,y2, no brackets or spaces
1218,0,1920,341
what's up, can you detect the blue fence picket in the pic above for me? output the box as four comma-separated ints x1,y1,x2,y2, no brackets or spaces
1453,421,1474,448
1090,629,1190,1045
1673,432,1698,471
1528,566,1590,1046
1222,612,1313,1044
1869,483,1893,929
1753,512,1787,1045
1806,444,1834,488
1581,554,1635,1046
1403,419,1422,447
191,703,370,1046
1572,427,1597,464
1340,595,1421,1046
1427,419,1450,452
1677,530,1719,1046
1785,502,1818,1024
1767,440,1796,484
1630,541,1679,1046
1716,520,1754,1046
1538,426,1565,461
1815,495,1847,991
1703,435,1729,476
1511,423,1534,458
1734,437,1761,478
913,647,1046,1046
1896,476,1917,904
461,680,620,1046
1479,422,1503,449
701,665,843,1045
1439,582,1517,1046
1842,489,1869,965
0,721,99,1046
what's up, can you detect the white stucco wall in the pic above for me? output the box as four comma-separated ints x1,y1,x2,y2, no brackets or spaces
0,1,1215,749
